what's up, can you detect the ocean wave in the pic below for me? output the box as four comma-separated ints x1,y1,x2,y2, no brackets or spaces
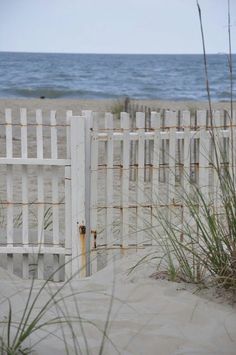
217,90,236,99
0,53,236,101
2,87,120,99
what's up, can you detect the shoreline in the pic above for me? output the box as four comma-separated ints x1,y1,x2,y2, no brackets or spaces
0,98,235,114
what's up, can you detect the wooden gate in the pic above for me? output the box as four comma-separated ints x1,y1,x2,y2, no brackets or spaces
0,108,234,280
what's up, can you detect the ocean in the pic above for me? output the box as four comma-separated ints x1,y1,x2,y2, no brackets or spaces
0,52,235,101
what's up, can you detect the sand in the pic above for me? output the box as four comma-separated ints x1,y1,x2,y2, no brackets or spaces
0,252,236,355
0,98,235,118
0,99,236,354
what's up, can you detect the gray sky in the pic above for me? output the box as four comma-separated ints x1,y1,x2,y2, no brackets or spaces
0,0,235,54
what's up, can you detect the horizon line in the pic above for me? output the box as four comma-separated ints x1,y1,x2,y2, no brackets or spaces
0,50,234,56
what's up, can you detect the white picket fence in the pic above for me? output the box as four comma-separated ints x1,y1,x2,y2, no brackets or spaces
0,108,234,280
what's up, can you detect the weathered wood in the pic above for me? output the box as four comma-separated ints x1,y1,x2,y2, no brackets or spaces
0,246,68,254
1,108,235,280
0,158,70,165
51,111,60,281
65,111,72,279
36,110,44,279
21,108,29,278
136,112,145,246
198,110,210,199
5,109,14,273
151,112,161,245
1,109,73,281
105,112,114,246
166,111,177,207
182,110,191,240
70,115,86,278
121,112,130,247
211,111,222,209
65,165,72,279
82,110,93,276
90,115,98,274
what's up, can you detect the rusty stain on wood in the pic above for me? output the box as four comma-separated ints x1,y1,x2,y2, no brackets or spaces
91,230,97,249
79,225,86,277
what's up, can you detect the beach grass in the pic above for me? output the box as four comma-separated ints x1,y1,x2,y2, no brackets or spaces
129,1,236,293
0,254,119,355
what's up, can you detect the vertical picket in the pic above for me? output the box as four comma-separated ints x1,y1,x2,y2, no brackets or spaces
151,112,160,245
121,112,130,247
130,109,136,181
166,111,177,208
144,108,151,182
183,111,191,194
65,165,72,279
136,112,145,246
105,113,114,247
197,110,210,251
36,109,44,279
21,108,29,278
66,111,72,160
71,115,86,277
5,109,14,273
164,111,177,231
212,111,221,209
90,116,98,274
65,111,72,279
161,110,167,183
50,111,60,281
82,110,93,276
198,111,210,204
182,111,191,239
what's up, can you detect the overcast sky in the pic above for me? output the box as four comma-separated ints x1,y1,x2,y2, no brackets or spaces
0,0,235,54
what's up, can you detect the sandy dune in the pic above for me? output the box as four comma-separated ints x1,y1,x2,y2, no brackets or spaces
0,253,236,355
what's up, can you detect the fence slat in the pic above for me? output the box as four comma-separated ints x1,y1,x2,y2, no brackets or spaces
121,112,130,247
198,111,210,198
65,111,72,279
136,112,145,246
144,107,151,182
182,111,191,240
21,108,29,278
65,165,72,279
36,110,44,279
166,111,177,207
82,110,93,276
6,109,14,273
50,111,60,281
71,115,86,278
212,111,221,209
90,116,98,274
105,112,114,246
130,107,136,181
151,112,161,245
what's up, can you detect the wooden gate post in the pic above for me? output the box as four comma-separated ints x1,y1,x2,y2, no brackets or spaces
82,110,93,276
70,115,86,277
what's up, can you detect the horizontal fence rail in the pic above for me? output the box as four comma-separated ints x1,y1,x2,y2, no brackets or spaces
0,108,235,279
